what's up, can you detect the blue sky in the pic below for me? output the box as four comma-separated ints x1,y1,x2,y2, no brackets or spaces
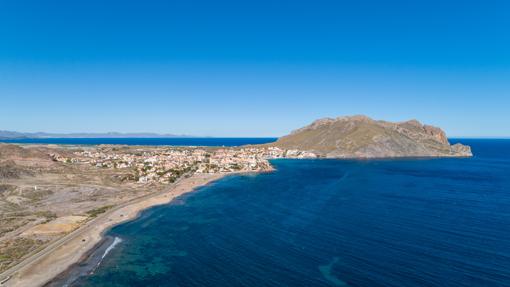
1,0,509,137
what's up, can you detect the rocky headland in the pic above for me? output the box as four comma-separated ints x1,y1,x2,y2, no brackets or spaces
270,115,472,158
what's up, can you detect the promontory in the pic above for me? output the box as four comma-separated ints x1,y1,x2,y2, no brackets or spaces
267,115,472,158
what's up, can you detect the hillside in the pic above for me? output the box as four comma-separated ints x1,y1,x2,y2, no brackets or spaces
271,115,472,158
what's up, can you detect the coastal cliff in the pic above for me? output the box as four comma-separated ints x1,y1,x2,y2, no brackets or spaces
271,115,472,158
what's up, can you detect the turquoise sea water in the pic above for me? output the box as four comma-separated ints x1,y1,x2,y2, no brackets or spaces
61,139,510,287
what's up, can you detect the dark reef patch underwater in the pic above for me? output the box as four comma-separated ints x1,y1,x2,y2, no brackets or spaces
59,140,510,287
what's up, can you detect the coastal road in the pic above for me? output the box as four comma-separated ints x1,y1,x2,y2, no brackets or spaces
0,175,193,286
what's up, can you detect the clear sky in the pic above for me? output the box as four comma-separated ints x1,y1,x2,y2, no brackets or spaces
1,0,509,137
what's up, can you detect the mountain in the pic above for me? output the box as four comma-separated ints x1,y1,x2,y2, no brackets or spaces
270,115,472,158
0,131,27,139
0,131,189,139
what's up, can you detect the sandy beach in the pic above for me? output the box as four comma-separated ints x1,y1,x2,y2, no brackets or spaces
1,173,227,287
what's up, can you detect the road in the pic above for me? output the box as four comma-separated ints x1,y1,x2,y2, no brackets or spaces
0,177,188,286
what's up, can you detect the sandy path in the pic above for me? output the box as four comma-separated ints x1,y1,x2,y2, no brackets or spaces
0,173,226,287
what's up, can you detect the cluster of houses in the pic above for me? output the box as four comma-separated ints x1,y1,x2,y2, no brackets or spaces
51,146,317,184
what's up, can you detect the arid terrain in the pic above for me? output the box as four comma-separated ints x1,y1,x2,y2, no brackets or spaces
271,115,472,158
0,143,296,285
0,144,160,275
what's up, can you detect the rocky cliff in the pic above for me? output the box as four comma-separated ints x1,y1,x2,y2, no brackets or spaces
271,115,472,158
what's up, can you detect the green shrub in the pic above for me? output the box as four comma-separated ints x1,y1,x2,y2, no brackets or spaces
85,205,114,218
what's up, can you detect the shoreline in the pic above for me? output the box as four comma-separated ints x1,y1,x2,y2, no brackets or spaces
1,172,234,287
43,235,116,287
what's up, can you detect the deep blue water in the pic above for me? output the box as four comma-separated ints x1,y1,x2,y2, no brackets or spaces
0,137,277,146
72,139,510,287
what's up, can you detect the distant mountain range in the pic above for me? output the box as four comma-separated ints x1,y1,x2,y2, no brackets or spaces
0,131,190,139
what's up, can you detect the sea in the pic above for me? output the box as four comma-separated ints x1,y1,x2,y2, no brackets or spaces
0,137,277,146
48,139,510,287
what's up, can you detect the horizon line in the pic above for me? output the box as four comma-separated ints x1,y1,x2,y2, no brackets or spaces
1,136,510,140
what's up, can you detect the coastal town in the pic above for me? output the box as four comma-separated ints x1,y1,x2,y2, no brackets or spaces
0,143,317,285
51,146,317,184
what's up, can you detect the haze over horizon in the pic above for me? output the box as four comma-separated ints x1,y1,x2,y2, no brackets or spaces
1,0,509,137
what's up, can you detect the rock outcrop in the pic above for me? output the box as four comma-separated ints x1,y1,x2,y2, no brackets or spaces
271,115,472,158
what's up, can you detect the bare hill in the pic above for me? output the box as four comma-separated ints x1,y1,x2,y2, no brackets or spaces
271,115,472,158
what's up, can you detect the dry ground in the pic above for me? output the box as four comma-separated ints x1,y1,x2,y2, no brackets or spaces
0,144,165,273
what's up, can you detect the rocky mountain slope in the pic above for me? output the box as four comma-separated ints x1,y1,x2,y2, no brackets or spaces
271,115,472,158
